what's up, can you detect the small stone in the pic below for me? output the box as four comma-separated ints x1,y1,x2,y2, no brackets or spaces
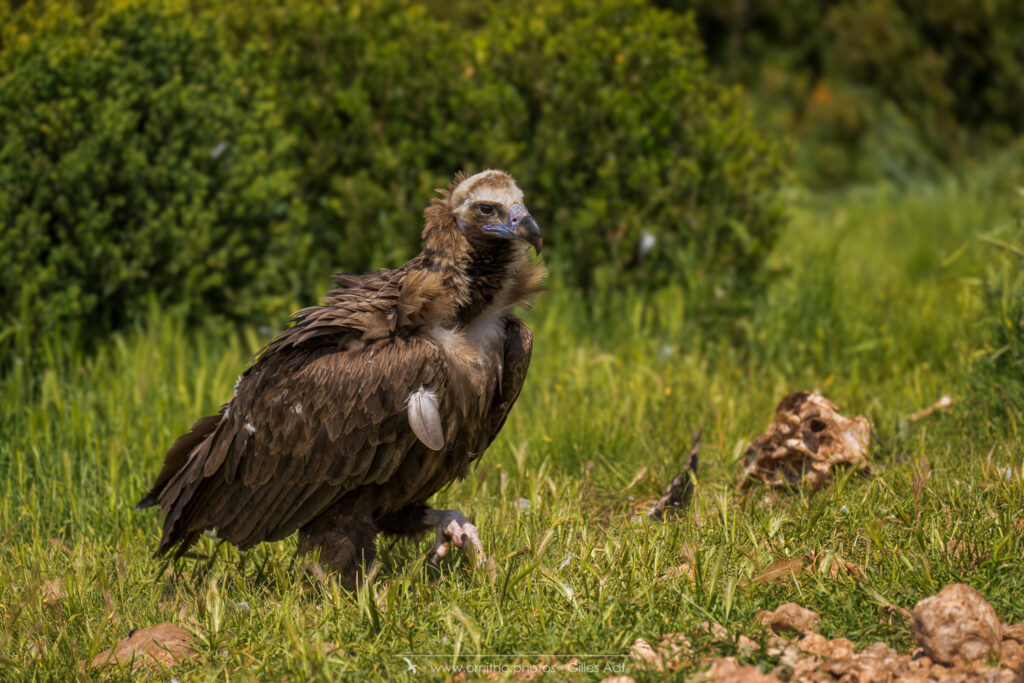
769,602,821,633
629,638,663,672
797,632,830,657
702,657,782,683
91,622,197,671
913,584,1002,665
1003,623,1024,644
737,635,761,656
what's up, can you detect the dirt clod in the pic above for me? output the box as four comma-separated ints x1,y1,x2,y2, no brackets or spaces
699,657,782,682
764,602,821,634
90,622,197,671
739,392,870,488
629,637,663,672
1003,623,1024,644
912,583,1002,665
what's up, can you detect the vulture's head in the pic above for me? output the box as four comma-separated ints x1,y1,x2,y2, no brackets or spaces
446,170,543,253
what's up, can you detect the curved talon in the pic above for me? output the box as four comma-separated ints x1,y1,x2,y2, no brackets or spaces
427,510,485,568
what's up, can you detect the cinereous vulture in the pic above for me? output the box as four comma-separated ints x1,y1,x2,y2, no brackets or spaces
136,170,544,582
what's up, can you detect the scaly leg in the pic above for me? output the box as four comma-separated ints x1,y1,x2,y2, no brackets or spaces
422,508,484,567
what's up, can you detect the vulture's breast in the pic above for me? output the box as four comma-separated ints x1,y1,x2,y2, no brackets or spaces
426,311,506,399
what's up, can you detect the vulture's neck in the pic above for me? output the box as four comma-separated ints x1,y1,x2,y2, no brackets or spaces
420,222,522,326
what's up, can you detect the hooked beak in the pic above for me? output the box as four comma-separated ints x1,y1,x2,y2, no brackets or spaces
481,203,543,253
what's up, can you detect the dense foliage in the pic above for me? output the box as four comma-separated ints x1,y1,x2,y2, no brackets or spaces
660,0,1024,185
223,0,787,293
0,0,786,352
0,1,307,350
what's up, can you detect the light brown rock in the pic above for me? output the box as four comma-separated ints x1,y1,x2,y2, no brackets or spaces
739,392,871,488
1003,623,1024,644
90,622,197,671
825,637,857,660
769,602,821,633
797,632,830,657
913,584,1003,665
703,657,782,683
737,634,761,656
629,638,663,672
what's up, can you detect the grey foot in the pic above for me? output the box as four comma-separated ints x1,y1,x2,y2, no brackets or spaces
422,509,484,568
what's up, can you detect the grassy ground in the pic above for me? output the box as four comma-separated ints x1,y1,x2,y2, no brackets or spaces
1,170,1023,681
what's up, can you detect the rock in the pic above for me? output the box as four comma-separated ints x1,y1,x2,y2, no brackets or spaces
913,584,1003,665
737,635,760,656
796,632,830,657
90,622,197,671
629,638,663,672
1004,623,1024,644
768,602,821,633
702,657,782,683
739,392,871,488
824,637,856,660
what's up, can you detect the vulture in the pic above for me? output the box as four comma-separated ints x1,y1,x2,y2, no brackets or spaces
136,170,544,582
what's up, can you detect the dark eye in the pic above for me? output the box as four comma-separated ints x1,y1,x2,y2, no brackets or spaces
478,203,494,216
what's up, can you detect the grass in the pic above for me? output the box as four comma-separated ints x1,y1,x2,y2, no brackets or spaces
1,169,1023,681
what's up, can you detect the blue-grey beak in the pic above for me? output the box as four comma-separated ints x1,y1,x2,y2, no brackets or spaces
482,203,543,253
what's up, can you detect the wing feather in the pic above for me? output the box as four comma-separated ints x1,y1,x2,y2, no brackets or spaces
154,327,451,555
484,316,533,447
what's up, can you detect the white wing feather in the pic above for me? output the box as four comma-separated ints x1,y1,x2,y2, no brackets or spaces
407,386,444,451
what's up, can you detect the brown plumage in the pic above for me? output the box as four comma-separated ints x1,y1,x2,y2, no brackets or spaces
136,170,544,581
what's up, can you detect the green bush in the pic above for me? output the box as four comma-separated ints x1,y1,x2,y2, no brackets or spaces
0,0,307,353
659,0,1024,186
225,0,786,298
216,0,515,275
474,0,786,296
2,0,786,354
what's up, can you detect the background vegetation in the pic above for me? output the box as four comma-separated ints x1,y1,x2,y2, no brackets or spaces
2,159,1022,679
661,0,1024,186
2,0,786,353
1,0,1023,680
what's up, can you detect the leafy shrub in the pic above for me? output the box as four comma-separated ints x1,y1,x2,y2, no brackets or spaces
473,0,786,296
225,0,786,298
2,0,786,354
0,0,307,352
215,0,517,276
659,0,1024,186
